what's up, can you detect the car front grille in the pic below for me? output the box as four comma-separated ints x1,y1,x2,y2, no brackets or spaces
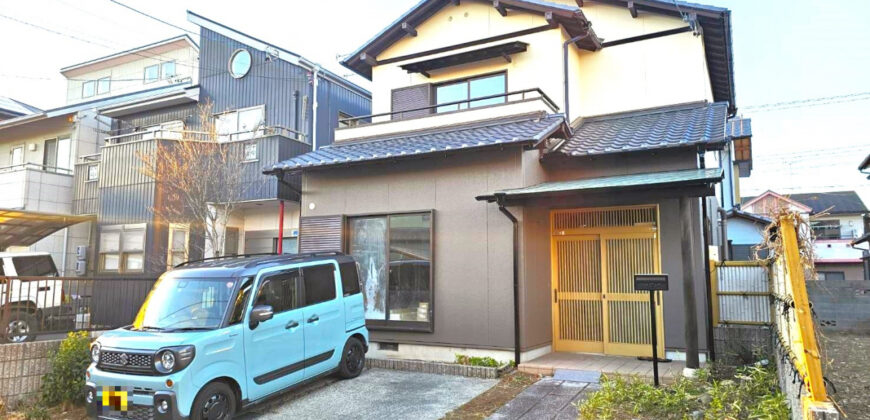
98,350,155,375
98,405,154,420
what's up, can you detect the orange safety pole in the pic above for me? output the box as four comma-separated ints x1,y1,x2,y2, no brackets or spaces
277,200,284,254
779,215,827,402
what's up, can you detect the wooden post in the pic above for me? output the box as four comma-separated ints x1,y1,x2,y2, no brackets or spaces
780,216,827,402
680,197,700,369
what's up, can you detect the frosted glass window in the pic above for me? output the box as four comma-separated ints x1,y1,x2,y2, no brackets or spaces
123,229,145,251
348,217,387,321
56,137,71,171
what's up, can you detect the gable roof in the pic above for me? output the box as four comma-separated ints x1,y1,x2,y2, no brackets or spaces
60,35,199,77
741,190,813,213
552,101,727,157
787,191,869,215
187,11,370,98
0,97,41,117
342,0,601,80
266,112,566,174
725,208,771,225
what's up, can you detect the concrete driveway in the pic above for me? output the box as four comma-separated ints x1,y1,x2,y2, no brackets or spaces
239,368,498,420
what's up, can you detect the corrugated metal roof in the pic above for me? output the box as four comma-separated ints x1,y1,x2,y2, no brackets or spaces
726,117,751,138
267,112,565,173
477,167,723,201
556,102,728,157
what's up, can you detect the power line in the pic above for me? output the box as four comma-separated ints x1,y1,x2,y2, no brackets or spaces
742,91,870,112
107,0,198,37
0,12,116,49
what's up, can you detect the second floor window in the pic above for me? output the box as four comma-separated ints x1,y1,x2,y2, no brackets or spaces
43,137,71,172
216,106,265,142
87,164,99,181
435,73,506,113
144,65,159,83
97,77,111,95
10,145,24,166
162,62,176,79
82,80,95,98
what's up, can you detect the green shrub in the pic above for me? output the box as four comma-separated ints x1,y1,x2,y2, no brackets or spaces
454,354,503,368
578,364,790,420
40,331,92,406
21,402,50,420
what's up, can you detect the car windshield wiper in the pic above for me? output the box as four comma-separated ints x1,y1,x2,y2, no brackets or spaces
138,325,166,331
163,327,215,332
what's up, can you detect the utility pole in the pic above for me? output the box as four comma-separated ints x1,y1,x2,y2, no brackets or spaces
680,196,701,370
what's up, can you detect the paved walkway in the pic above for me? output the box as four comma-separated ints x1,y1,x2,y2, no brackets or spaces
489,370,601,420
240,368,497,420
519,352,686,382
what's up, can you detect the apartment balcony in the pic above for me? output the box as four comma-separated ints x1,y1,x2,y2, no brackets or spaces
90,126,310,211
335,88,560,142
812,226,861,241
0,163,74,213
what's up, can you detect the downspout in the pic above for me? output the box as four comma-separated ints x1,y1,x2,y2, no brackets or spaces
61,228,69,276
563,31,592,124
718,208,729,261
495,195,521,366
311,65,320,150
698,150,716,362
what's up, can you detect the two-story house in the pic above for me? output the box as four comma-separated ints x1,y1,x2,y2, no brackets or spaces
0,60,193,274
743,190,869,279
266,0,737,369
70,12,370,277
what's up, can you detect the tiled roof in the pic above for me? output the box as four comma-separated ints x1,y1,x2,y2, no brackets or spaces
742,191,869,215
556,102,728,157
726,117,751,138
267,113,565,173
477,168,723,202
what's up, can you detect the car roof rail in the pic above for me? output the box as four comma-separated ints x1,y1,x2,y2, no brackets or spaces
174,253,278,268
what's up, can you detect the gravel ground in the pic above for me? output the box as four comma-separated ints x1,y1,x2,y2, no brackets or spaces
820,330,870,419
239,368,497,420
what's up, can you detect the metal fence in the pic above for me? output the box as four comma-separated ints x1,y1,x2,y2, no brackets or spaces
710,261,771,325
0,276,156,343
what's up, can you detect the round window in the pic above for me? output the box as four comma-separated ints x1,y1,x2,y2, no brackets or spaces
229,49,252,78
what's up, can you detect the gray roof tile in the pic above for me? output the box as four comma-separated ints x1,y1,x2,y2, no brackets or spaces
268,113,565,173
557,102,728,157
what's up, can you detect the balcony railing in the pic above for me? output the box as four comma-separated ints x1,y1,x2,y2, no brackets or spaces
812,226,860,240
338,88,560,128
0,162,74,210
105,125,307,145
0,162,73,176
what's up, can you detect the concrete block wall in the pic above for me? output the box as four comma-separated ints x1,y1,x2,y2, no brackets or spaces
0,340,61,407
807,281,870,331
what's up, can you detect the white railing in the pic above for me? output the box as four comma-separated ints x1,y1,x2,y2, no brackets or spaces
105,126,307,145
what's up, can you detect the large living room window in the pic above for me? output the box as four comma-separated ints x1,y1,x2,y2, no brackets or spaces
99,224,146,273
347,211,433,331
435,72,506,113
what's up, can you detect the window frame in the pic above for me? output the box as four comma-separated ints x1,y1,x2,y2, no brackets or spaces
144,64,160,84
300,263,338,306
243,142,258,162
214,105,266,142
97,77,111,95
161,61,177,80
86,164,99,181
10,144,24,166
81,80,96,98
99,224,147,273
167,223,190,269
434,71,507,113
228,49,252,79
345,210,434,333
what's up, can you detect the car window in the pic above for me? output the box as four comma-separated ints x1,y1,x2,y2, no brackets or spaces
303,264,336,305
339,261,361,296
228,278,252,325
12,255,58,276
254,269,300,313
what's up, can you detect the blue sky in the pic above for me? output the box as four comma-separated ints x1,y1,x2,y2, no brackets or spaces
1,0,868,203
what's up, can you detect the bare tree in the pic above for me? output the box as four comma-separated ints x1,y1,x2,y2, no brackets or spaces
138,101,247,260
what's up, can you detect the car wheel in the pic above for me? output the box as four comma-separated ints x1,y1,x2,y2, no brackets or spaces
191,382,236,420
1,311,38,343
338,337,365,379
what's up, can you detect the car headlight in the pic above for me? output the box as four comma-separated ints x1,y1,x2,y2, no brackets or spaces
153,345,195,374
90,343,101,364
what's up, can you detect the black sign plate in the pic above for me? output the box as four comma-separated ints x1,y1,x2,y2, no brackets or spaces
634,274,669,291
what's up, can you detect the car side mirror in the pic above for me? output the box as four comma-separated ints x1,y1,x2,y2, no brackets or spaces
249,305,274,329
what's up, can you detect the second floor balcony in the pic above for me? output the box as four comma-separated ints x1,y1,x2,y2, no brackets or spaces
812,224,863,240
0,162,74,212
335,88,560,142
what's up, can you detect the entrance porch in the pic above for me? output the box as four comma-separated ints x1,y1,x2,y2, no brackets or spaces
519,352,687,382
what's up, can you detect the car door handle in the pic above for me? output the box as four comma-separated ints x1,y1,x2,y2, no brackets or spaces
285,321,299,330
307,315,319,323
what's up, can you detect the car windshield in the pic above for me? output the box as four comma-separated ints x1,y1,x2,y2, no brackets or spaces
132,275,237,331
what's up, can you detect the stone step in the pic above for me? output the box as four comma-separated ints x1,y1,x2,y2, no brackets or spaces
553,369,601,383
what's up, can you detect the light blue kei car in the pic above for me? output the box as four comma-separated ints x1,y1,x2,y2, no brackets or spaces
85,253,368,420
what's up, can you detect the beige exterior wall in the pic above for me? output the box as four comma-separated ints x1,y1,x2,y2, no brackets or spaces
303,148,524,350
367,1,713,126
814,263,865,281
64,45,198,104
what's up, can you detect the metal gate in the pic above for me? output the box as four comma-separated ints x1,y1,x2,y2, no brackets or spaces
551,206,665,357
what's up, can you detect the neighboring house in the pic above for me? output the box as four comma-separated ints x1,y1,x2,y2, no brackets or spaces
266,0,736,365
69,12,370,277
0,97,41,121
742,190,869,279
60,35,199,105
852,155,870,279
723,209,770,261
